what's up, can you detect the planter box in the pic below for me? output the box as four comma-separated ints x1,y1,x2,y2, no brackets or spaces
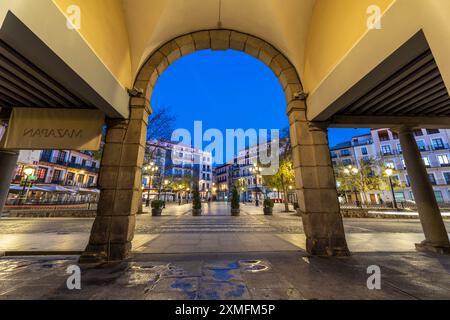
231,208,240,216
152,208,162,216
192,208,202,216
263,207,273,215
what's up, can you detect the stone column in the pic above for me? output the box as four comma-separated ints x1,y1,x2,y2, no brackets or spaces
80,101,150,262
398,127,450,254
0,150,19,214
288,101,349,256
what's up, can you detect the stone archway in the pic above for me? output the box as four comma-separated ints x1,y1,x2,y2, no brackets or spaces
81,29,349,262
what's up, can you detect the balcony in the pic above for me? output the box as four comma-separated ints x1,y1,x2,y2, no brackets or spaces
431,143,450,151
352,140,373,147
66,162,99,173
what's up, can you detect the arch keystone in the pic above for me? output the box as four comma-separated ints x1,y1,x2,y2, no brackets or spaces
210,30,231,51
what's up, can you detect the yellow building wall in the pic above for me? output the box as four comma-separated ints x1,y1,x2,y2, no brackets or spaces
52,0,132,89
303,0,395,93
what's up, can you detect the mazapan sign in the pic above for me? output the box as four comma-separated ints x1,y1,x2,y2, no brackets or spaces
1,108,105,150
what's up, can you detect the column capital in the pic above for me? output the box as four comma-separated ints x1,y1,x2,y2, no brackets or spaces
286,100,306,116
309,121,330,132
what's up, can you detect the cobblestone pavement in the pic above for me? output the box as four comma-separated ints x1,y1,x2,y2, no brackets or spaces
0,251,449,300
0,203,449,299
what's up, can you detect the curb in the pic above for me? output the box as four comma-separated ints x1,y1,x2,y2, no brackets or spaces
2,251,83,257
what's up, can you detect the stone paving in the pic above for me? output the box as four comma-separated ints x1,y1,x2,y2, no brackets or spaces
0,203,449,299
0,251,449,300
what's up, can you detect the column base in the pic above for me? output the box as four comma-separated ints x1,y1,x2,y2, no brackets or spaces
79,242,132,264
415,241,450,255
305,237,351,257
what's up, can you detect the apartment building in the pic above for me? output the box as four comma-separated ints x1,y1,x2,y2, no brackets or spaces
331,129,450,204
13,150,100,188
144,141,213,197
213,163,234,201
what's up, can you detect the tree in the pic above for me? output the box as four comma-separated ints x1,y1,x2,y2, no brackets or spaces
192,188,201,210
335,158,388,205
147,106,176,142
262,157,295,212
231,187,240,210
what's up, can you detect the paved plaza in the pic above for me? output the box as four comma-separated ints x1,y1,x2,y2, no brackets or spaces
0,203,449,300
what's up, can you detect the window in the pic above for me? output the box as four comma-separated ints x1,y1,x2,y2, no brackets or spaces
422,157,431,167
57,151,67,163
381,145,392,155
81,159,87,166
429,174,437,185
66,172,75,181
397,144,402,154
401,159,406,168
392,132,399,140
394,192,405,202
88,176,95,186
385,162,395,169
416,140,426,151
340,150,351,157
438,155,450,166
378,130,390,141
52,169,62,182
444,172,450,185
342,159,352,166
361,147,368,155
432,138,445,150
405,175,411,187
70,156,76,164
414,129,424,136
77,174,85,183
434,191,444,203
36,167,47,180
426,129,440,135
41,150,52,161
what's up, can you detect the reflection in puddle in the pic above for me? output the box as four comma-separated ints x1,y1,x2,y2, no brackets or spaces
239,260,270,273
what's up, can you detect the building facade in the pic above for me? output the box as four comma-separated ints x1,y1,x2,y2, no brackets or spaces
331,129,450,204
144,141,213,199
12,149,100,188
212,163,233,201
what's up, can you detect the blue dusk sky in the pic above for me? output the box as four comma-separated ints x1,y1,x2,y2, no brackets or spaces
151,50,369,162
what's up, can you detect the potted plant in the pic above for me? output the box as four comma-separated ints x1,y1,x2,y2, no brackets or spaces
231,187,240,216
151,200,164,216
192,189,202,216
263,198,274,215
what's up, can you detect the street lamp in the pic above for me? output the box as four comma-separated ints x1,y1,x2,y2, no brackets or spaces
21,167,34,204
143,162,159,207
385,168,398,209
249,164,262,206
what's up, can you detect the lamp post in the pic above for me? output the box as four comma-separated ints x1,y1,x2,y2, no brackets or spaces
344,165,361,207
21,167,34,204
144,162,159,207
249,164,262,207
163,179,169,203
385,168,398,209
178,184,184,205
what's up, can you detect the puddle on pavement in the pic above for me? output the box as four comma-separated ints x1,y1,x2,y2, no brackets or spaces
142,259,271,300
239,260,271,273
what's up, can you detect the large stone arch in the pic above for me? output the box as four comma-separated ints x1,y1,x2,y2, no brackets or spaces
132,30,303,112
81,30,349,263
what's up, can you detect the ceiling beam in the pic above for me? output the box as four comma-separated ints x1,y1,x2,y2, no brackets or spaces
328,115,450,129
